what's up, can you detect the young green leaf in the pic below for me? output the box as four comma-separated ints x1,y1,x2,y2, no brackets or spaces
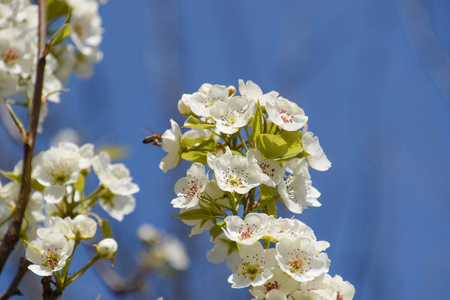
184,116,216,129
255,134,289,159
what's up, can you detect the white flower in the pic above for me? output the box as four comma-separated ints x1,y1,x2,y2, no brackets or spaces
96,238,117,258
238,79,279,107
278,158,321,214
223,213,270,245
0,68,18,103
26,232,74,276
172,163,208,209
177,83,212,116
275,236,330,283
302,126,331,171
246,149,283,187
292,274,355,300
73,48,103,78
65,215,97,240
70,1,103,57
137,223,161,244
32,143,81,204
210,96,255,134
213,148,268,194
93,151,139,196
0,27,33,76
189,84,229,117
99,194,136,222
159,119,182,173
227,242,277,288
160,235,190,271
266,97,308,131
249,266,298,299
206,232,236,264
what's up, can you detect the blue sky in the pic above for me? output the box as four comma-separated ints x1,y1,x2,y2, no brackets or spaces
1,0,450,299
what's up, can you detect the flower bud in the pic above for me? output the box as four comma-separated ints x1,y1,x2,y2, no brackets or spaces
96,238,117,258
177,94,193,116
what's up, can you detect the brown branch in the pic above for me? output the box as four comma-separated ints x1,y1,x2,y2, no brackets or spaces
0,258,31,300
41,277,61,300
0,0,47,274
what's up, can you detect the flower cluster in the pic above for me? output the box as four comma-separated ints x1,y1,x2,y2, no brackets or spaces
0,0,105,131
0,142,138,278
157,80,355,299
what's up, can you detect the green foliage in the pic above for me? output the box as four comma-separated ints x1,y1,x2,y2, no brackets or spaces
184,116,216,129
256,134,289,159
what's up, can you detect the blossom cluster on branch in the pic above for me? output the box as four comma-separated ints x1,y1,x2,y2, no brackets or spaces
0,0,104,132
158,80,355,299
0,1,189,298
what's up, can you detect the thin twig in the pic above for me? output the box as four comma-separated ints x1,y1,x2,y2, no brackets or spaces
0,258,31,300
0,0,47,274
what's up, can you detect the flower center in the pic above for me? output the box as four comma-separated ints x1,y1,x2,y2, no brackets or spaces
279,109,294,124
239,262,262,281
238,227,254,240
264,280,280,292
287,255,306,273
183,181,200,198
44,248,60,268
3,48,19,66
337,291,344,300
74,22,84,36
227,174,244,188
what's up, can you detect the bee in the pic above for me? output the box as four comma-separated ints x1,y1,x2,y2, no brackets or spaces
142,133,163,146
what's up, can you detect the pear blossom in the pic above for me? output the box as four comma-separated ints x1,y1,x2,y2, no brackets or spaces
93,151,139,196
246,149,283,187
249,266,298,299
266,97,308,131
302,126,331,171
210,96,255,134
189,84,229,117
227,242,277,288
172,163,208,209
0,68,18,103
99,194,136,222
96,238,117,258
32,142,82,204
275,237,330,283
292,274,355,300
278,158,321,214
0,27,33,76
206,232,237,264
65,215,97,239
178,83,212,116
159,119,182,173
223,213,270,245
69,0,103,57
213,148,268,194
26,232,74,276
238,79,279,107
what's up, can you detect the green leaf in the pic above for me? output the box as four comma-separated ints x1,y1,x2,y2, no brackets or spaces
181,137,205,149
209,221,225,240
255,134,288,159
184,116,216,129
73,173,85,193
0,170,21,182
181,151,208,165
47,0,69,22
280,130,303,155
265,199,278,218
100,219,113,239
251,102,264,143
259,184,276,200
49,12,71,48
173,208,220,221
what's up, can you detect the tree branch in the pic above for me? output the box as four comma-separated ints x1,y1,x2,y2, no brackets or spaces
0,0,47,273
0,258,31,300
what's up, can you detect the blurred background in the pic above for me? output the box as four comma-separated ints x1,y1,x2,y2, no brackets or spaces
1,0,450,299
